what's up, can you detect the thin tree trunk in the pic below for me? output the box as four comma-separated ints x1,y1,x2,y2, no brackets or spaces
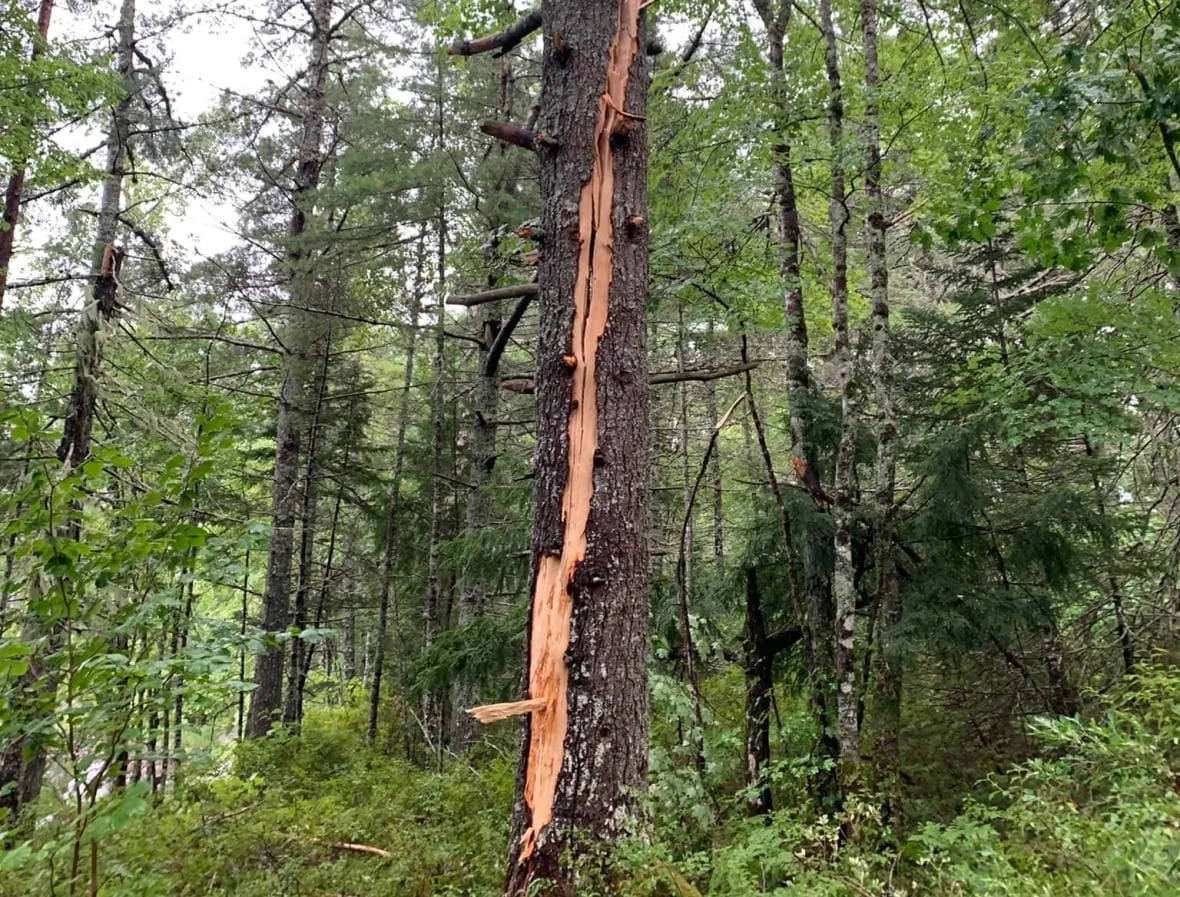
861,0,902,832
283,326,332,728
705,322,724,562
820,0,860,773
421,60,449,766
752,1,837,776
451,55,518,753
0,0,55,308
246,0,332,738
367,292,421,744
743,567,774,816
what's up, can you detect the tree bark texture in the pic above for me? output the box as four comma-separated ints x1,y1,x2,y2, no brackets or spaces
862,0,902,830
743,568,774,816
466,3,651,892
246,0,332,738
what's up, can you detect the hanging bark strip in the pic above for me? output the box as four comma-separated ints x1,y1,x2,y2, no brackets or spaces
467,0,644,867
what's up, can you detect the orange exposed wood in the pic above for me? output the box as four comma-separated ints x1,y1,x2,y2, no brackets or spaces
467,0,644,867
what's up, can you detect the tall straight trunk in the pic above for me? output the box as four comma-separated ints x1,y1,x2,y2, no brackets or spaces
705,321,724,562
283,326,332,728
861,0,901,830
820,0,860,771
237,549,250,740
457,3,650,891
422,61,449,765
422,291,446,764
1,0,135,823
451,55,518,753
677,302,695,606
246,0,332,738
0,0,55,308
298,391,356,706
752,1,837,772
367,259,422,744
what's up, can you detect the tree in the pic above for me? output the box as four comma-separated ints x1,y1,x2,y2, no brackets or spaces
451,1,651,890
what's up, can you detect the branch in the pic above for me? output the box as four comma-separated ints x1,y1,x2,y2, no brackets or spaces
480,120,536,152
329,842,393,859
499,362,760,394
446,8,542,57
649,361,760,385
142,332,282,354
448,282,538,307
483,292,533,377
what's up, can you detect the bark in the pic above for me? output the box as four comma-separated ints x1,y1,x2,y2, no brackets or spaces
705,321,724,562
1,0,136,823
819,0,860,771
283,326,331,728
246,0,332,738
463,3,651,891
421,58,449,765
862,0,902,831
366,268,421,744
743,568,775,816
752,0,838,772
0,0,55,309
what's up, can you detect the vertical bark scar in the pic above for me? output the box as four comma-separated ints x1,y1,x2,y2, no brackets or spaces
466,0,643,867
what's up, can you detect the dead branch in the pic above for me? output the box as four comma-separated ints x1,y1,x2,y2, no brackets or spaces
448,282,538,307
329,842,393,859
499,361,760,394
446,7,542,57
481,120,536,152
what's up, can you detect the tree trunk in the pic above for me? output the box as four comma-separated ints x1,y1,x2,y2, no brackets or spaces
820,0,860,772
283,326,332,729
451,55,519,753
1,0,135,823
862,0,901,830
752,0,838,777
458,3,650,891
246,0,332,738
367,259,422,744
422,61,449,765
743,567,774,816
0,0,54,308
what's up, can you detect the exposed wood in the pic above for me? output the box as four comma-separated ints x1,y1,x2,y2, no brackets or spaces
447,282,538,307
446,7,542,58
499,0,649,888
328,842,393,859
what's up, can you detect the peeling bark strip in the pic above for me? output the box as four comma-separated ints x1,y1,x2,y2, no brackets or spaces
468,0,645,870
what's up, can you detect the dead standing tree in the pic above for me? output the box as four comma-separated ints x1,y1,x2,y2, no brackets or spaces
448,2,650,892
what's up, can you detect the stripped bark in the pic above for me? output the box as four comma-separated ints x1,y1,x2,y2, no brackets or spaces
246,0,333,738
462,2,650,890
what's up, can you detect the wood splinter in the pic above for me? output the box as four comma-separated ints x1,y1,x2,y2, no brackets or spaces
468,696,548,724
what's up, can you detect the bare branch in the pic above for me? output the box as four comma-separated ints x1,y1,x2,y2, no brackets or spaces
446,8,542,57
